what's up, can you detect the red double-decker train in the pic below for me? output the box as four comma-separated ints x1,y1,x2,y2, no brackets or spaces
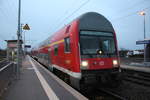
31,12,121,90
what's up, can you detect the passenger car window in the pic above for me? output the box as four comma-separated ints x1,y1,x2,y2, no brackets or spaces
54,45,58,56
64,37,70,53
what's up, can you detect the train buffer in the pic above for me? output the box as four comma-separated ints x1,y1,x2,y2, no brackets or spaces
3,56,88,100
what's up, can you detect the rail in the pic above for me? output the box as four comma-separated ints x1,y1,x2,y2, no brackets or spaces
99,88,126,100
0,62,15,97
0,59,6,64
122,68,150,86
0,60,8,69
0,56,6,61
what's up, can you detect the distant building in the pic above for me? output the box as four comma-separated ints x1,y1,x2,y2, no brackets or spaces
5,40,23,61
126,51,133,57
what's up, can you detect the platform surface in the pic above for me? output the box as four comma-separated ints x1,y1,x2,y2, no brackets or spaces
121,64,150,73
3,56,87,100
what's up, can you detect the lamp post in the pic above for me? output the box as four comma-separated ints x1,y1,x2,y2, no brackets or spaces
139,11,146,62
16,0,21,79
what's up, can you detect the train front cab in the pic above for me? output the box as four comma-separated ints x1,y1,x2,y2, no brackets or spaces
71,12,121,90
79,30,121,86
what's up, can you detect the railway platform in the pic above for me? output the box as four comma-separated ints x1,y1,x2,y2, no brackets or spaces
121,64,150,73
3,56,87,100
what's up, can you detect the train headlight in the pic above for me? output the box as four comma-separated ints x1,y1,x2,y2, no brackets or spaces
113,60,118,67
81,61,89,69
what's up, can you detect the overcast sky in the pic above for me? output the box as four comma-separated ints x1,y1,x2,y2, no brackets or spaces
0,0,150,50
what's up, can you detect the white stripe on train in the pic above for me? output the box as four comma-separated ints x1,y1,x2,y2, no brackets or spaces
52,64,81,79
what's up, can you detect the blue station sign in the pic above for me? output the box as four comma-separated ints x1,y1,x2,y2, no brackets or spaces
136,40,150,45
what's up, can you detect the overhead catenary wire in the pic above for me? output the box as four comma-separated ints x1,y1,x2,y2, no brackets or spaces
112,6,150,22
46,0,77,34
0,0,17,27
50,0,90,34
0,7,14,24
5,0,17,19
59,0,90,25
6,0,18,37
0,0,18,49
115,0,148,15
56,0,77,22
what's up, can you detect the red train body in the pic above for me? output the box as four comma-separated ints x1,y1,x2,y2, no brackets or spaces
32,12,121,89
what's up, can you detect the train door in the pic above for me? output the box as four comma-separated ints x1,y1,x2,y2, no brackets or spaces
48,48,52,65
48,48,53,71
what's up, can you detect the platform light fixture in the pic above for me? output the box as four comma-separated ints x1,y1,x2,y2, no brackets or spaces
139,11,145,16
138,11,146,63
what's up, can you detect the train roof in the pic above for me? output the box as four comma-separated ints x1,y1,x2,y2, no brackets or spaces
34,12,114,50
78,12,114,32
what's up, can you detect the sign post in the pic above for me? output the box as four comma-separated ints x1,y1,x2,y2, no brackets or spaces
23,24,30,30
23,24,30,56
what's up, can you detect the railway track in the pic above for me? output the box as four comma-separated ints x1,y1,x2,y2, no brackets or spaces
0,62,14,99
0,60,9,69
85,68,150,100
83,87,127,100
98,88,126,100
124,74,150,86
84,81,150,100
122,68,150,86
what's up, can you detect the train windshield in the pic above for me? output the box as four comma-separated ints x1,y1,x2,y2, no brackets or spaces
80,31,117,55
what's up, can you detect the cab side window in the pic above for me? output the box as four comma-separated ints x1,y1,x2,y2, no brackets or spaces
64,37,70,53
